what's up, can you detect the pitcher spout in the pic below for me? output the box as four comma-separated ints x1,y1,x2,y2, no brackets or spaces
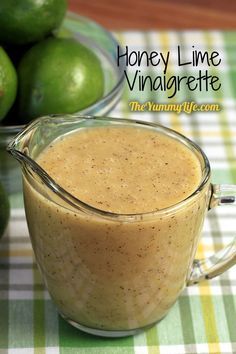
7,114,89,168
7,117,41,166
7,134,29,167
6,114,127,220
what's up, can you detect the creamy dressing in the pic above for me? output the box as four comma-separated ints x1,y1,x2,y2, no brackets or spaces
37,126,202,213
23,125,209,331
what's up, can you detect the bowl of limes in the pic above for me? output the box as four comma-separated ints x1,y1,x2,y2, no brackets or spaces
0,1,125,194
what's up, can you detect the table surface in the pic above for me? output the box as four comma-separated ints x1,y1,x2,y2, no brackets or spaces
68,0,236,29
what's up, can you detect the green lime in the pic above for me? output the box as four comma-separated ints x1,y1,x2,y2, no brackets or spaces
0,182,10,239
0,47,17,121
18,37,104,122
0,0,67,45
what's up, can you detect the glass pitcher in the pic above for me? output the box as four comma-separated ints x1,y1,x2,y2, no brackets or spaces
7,115,236,337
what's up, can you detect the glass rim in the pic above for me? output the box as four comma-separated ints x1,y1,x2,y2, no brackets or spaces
8,115,211,221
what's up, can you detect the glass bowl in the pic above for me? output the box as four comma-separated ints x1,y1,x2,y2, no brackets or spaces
0,12,125,194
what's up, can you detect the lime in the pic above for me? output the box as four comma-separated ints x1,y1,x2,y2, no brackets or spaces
0,182,10,239
0,0,67,45
18,37,104,122
0,47,17,121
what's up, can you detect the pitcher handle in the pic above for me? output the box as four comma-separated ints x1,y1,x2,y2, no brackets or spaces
187,184,236,286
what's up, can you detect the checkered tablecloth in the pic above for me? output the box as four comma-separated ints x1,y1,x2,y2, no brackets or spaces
1,30,236,354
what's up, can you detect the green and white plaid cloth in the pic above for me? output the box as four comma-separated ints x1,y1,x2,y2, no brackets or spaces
1,30,236,353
